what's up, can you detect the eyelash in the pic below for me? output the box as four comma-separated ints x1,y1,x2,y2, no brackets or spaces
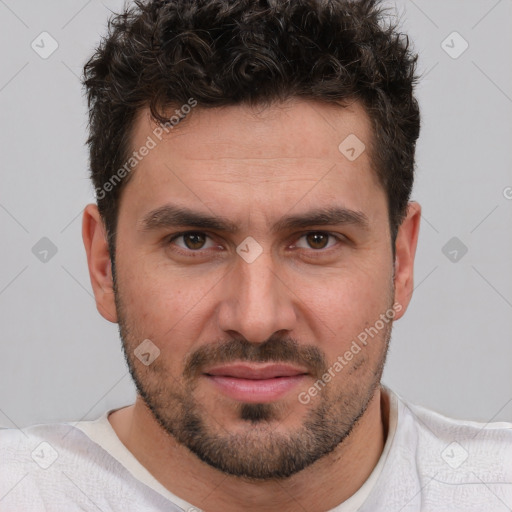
167,231,220,256
166,231,344,257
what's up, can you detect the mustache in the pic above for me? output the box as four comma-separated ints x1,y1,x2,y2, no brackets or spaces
183,336,327,380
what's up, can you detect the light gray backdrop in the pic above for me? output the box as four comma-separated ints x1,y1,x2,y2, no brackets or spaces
0,0,511,428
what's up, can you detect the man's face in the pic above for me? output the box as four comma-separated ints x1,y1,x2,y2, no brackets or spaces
109,99,400,479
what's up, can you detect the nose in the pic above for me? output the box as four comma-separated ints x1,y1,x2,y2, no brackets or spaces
216,253,297,343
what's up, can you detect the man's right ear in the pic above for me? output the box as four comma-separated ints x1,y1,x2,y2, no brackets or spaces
82,203,118,323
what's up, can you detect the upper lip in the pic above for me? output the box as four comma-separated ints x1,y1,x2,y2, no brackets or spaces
204,363,308,380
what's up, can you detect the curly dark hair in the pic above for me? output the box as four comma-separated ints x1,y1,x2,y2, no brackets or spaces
83,0,420,254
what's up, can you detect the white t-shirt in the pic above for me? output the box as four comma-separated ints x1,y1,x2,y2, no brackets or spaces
1,386,511,511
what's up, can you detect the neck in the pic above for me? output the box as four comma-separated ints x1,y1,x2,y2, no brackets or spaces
109,387,387,512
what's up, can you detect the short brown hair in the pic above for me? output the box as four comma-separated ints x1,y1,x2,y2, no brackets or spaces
83,0,420,252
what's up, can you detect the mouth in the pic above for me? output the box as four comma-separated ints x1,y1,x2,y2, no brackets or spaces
203,363,309,403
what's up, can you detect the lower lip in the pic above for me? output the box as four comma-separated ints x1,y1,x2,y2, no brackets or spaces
205,375,307,403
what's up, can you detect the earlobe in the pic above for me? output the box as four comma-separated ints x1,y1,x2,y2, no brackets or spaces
392,202,421,320
82,203,118,323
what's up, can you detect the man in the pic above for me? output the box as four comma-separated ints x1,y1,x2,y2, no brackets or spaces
1,0,511,511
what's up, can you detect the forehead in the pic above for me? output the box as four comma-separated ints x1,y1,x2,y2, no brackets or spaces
132,98,373,165
120,98,384,223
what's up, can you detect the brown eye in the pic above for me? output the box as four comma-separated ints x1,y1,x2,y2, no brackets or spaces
294,232,340,251
167,231,223,259
183,232,207,250
306,232,329,249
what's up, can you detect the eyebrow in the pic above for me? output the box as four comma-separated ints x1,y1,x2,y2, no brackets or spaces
139,204,370,234
273,206,369,232
140,205,238,233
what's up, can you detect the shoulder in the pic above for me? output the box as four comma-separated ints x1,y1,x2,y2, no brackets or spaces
0,421,88,462
0,421,117,510
391,391,512,510
0,423,71,468
0,419,178,511
0,423,74,510
0,417,128,478
403,397,512,464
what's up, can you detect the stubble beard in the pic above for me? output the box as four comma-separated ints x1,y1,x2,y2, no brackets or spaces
113,274,392,480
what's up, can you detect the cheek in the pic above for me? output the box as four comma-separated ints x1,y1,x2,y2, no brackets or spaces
116,256,181,328
299,262,392,349
116,255,226,361
309,261,391,312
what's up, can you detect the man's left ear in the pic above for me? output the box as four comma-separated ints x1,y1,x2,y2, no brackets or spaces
393,201,421,320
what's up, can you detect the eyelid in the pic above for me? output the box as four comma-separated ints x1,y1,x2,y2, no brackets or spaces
290,231,345,250
167,231,218,251
165,229,346,256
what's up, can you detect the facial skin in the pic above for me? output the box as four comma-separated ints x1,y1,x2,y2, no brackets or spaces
83,98,421,511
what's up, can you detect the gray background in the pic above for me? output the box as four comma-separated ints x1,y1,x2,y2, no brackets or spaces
0,0,511,429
